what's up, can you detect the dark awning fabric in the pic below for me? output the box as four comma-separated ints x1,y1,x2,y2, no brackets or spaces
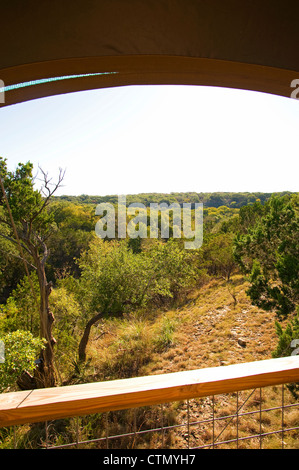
1,0,299,106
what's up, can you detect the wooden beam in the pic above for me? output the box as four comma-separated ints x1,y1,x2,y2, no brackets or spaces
1,356,299,427
0,56,298,108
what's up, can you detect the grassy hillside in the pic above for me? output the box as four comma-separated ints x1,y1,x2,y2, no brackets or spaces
83,274,277,380
66,274,297,450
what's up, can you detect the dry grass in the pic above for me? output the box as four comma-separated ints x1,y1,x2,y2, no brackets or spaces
59,275,299,449
140,275,278,376
75,274,298,450
132,274,299,449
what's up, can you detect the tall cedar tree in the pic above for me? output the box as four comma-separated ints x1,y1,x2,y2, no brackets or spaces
233,194,299,318
0,157,64,388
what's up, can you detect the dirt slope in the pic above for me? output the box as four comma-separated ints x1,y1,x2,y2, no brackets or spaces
140,275,296,449
145,275,278,376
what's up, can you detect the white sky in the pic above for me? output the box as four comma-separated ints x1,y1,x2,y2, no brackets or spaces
0,84,298,196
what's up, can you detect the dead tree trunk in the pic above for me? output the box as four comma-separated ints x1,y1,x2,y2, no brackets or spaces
78,312,104,363
36,253,56,387
16,262,56,390
25,242,56,388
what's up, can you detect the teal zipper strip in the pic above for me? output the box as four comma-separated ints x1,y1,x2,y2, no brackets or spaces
0,72,118,93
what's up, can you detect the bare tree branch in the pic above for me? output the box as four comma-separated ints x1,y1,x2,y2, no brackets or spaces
29,167,66,226
0,248,37,270
0,232,32,256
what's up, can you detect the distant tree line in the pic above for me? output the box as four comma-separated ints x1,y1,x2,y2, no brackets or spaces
54,191,294,209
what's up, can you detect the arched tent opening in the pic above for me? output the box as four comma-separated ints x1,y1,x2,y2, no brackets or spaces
0,0,298,402
1,1,299,106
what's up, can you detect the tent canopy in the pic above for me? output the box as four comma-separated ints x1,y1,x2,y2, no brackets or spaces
1,0,299,106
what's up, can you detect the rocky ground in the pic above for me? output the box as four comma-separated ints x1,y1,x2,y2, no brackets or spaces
141,275,298,449
147,275,277,375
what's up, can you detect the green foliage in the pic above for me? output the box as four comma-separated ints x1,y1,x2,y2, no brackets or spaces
237,200,267,232
0,273,40,335
0,208,25,302
142,239,196,302
273,311,299,359
0,157,55,237
75,238,197,362
77,239,150,316
198,233,237,281
0,157,65,387
273,309,299,398
55,191,292,209
0,157,65,291
0,330,45,392
77,238,197,317
234,194,299,317
46,202,96,280
49,285,81,373
153,314,178,352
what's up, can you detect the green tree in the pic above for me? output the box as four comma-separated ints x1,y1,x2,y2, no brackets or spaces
233,194,299,318
272,310,299,398
46,202,95,281
145,239,197,302
0,330,45,392
0,157,64,387
199,233,237,281
76,239,152,362
273,311,299,359
0,213,25,303
236,200,266,234
234,194,299,398
76,239,196,362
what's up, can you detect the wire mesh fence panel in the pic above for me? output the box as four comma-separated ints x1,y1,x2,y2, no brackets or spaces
1,382,298,449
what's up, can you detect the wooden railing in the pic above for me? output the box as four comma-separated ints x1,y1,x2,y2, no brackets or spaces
1,356,299,429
